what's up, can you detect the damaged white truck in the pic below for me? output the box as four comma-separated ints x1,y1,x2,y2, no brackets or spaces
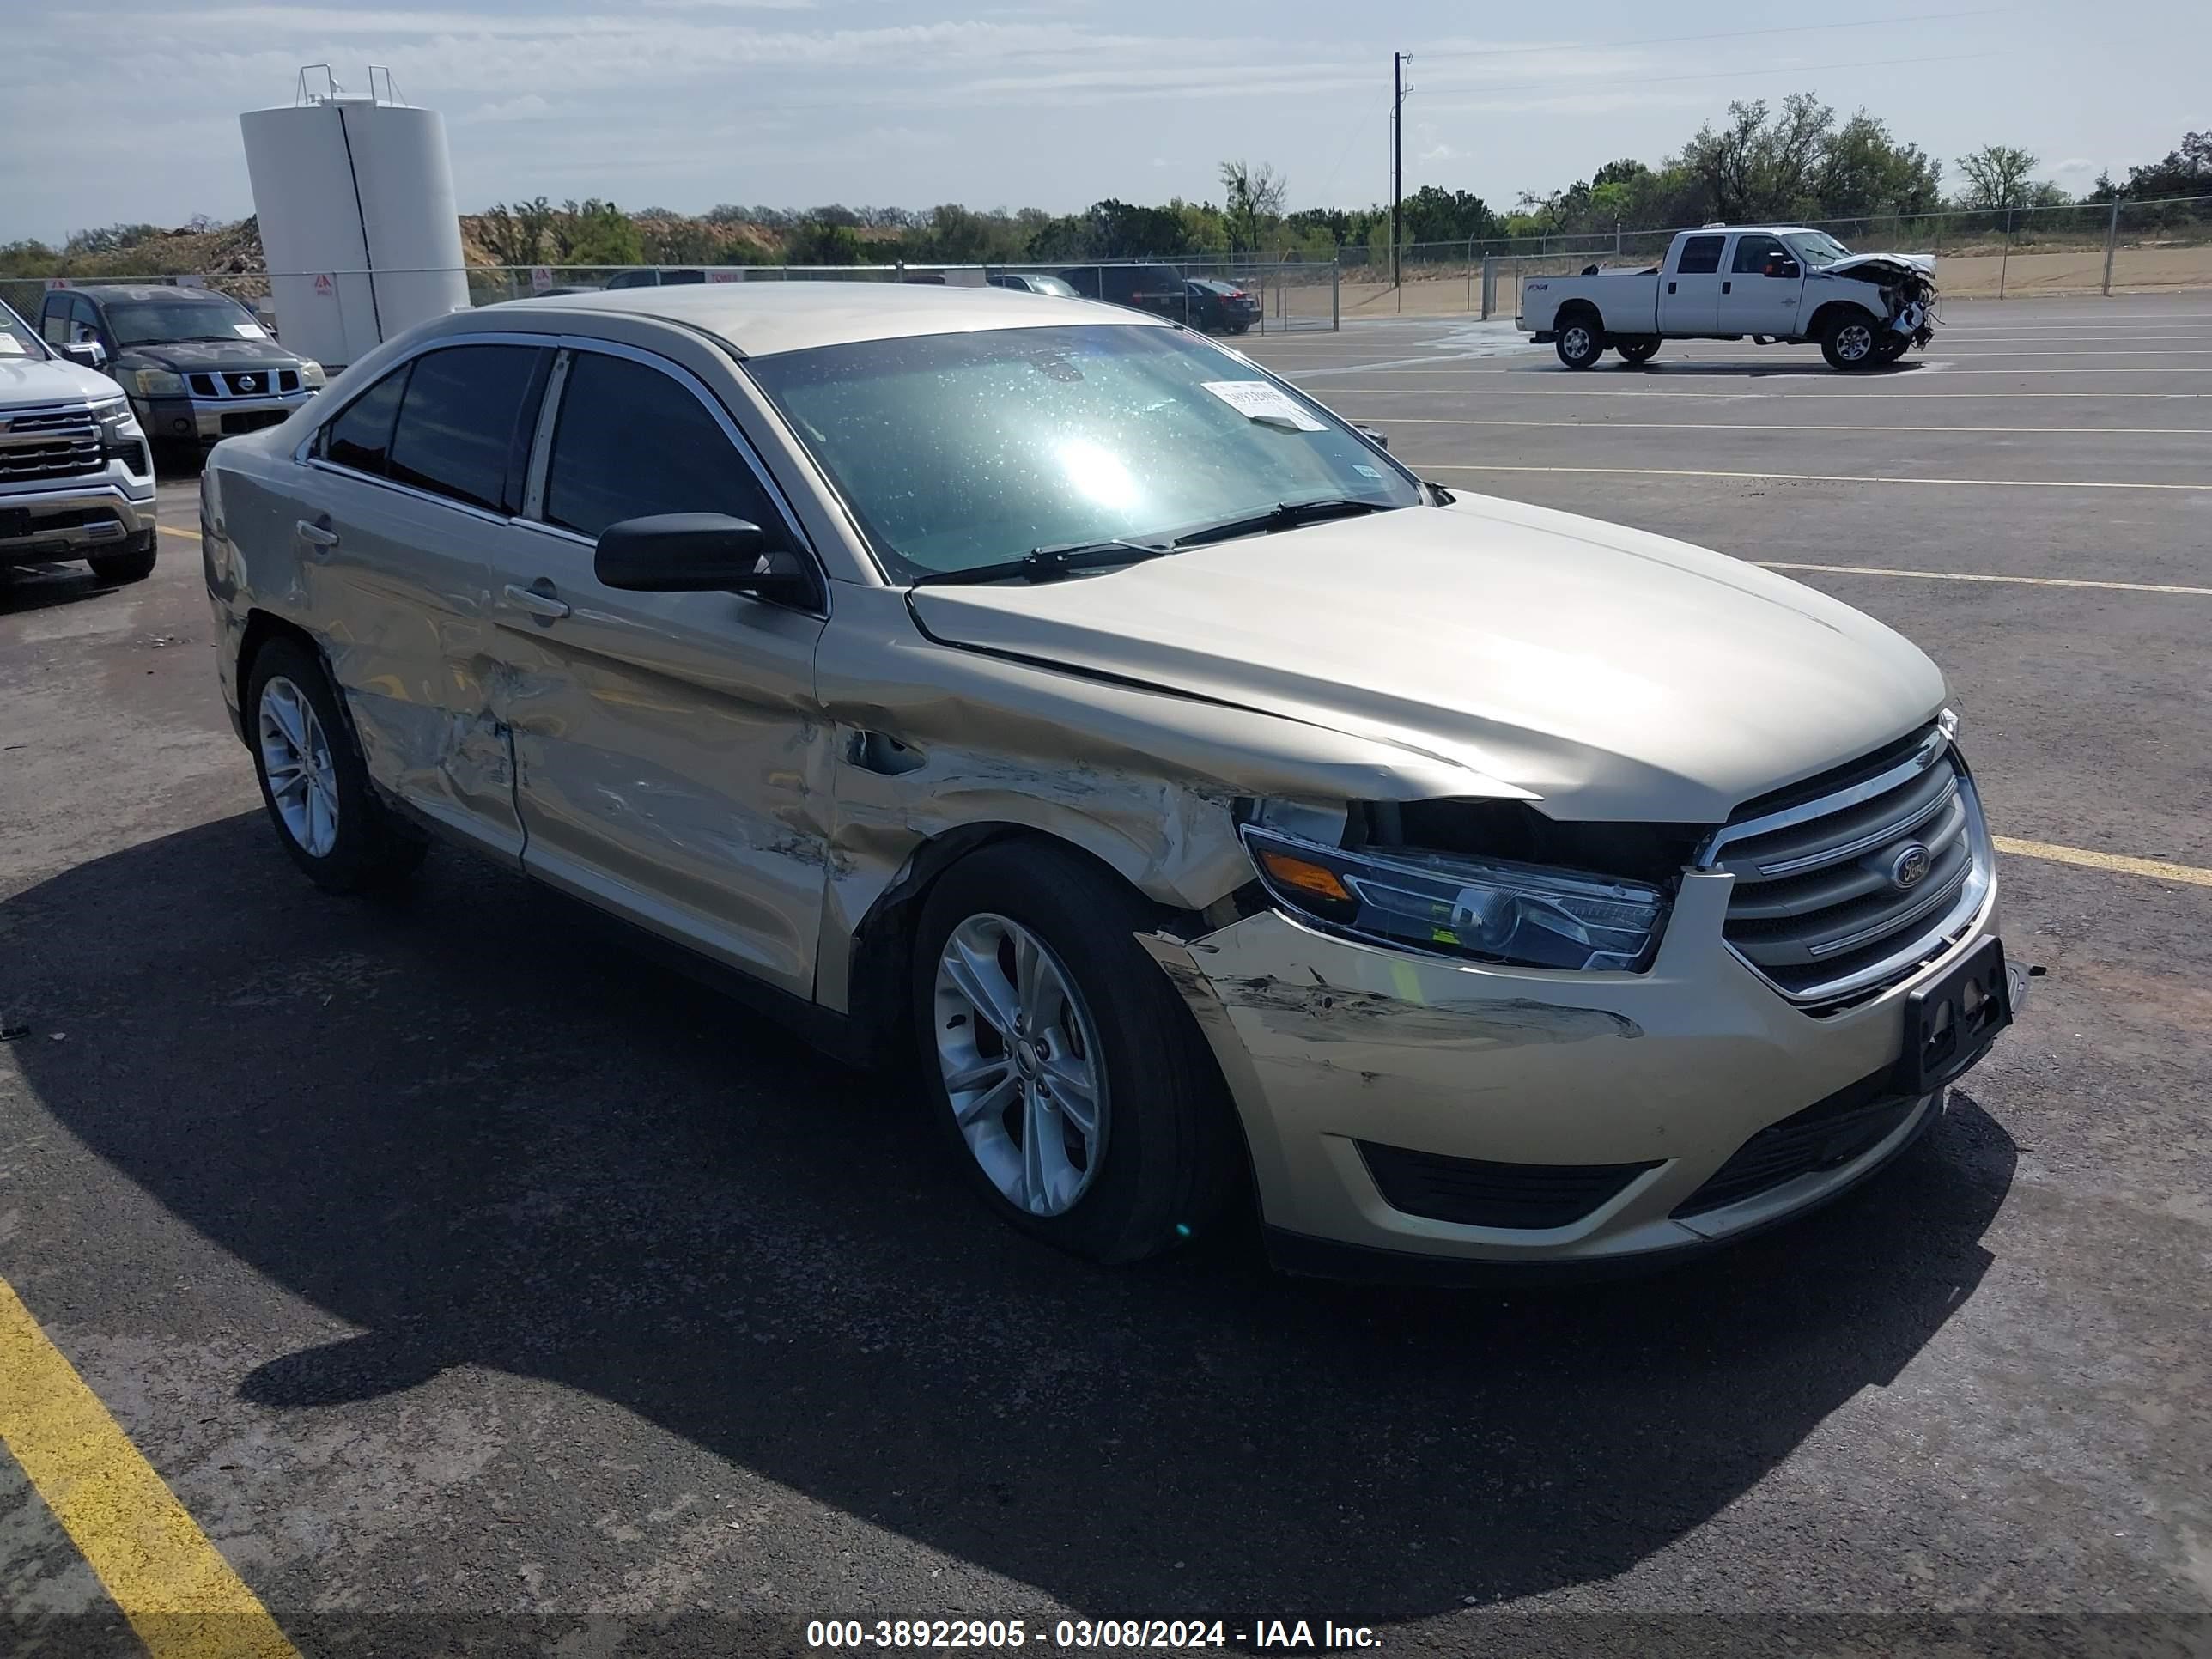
1519,226,1937,370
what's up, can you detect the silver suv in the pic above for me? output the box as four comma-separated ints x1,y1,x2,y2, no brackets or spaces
198,284,2018,1278
1,300,158,584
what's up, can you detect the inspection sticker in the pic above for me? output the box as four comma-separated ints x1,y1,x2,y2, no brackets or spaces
233,323,269,338
1201,380,1326,430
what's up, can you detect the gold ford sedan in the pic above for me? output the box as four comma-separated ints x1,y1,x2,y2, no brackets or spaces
198,283,2020,1279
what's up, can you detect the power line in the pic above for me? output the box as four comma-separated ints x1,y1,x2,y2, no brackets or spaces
1417,9,2007,63
1310,85,1387,205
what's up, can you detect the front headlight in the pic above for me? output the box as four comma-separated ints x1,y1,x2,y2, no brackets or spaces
1241,825,1668,972
132,368,185,398
90,398,139,435
297,359,326,389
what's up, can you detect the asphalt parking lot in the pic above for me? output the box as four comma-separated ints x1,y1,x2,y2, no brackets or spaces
3,294,2210,1657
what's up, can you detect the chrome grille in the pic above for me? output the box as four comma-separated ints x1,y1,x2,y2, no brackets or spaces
1705,727,1992,1005
0,411,101,483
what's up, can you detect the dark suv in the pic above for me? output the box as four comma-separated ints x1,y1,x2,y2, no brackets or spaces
1055,264,1191,321
39,285,323,455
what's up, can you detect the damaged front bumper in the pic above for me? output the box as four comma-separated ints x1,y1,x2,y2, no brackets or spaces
1142,869,2008,1279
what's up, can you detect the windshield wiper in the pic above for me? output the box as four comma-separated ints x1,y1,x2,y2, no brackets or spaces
909,537,1176,587
1170,496,1391,550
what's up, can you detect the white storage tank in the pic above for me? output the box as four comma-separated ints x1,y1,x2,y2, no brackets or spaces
240,69,471,370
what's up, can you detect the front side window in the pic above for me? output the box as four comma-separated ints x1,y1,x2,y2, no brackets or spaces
386,344,545,514
1790,231,1855,269
321,366,410,476
101,296,264,346
745,323,1422,582
543,350,782,541
1675,235,1724,276
37,304,70,346
1732,234,1788,274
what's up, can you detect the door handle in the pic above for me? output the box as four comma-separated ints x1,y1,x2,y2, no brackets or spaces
1722,280,1732,294
296,520,339,549
503,581,572,621
1667,281,1677,294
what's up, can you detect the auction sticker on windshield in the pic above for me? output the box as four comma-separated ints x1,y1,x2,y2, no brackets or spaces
1200,380,1326,431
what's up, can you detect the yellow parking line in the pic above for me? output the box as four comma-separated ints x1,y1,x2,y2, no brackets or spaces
0,1278,297,1659
158,525,198,542
1756,562,2212,598
1424,462,2212,492
1994,837,2212,889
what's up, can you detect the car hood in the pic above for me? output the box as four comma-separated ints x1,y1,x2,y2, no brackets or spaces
906,495,1947,823
0,353,124,408
1823,252,1936,278
118,339,300,373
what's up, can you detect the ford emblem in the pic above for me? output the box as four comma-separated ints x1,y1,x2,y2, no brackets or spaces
1889,842,1932,891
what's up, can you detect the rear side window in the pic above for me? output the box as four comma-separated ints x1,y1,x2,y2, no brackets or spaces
1675,235,1724,276
1732,234,1787,274
386,344,546,513
321,366,410,476
542,350,783,543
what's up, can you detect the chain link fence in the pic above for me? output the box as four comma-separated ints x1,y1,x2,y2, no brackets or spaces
4,258,1340,355
1320,196,2212,320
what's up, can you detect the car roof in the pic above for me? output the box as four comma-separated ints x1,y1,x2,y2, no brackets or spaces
495,280,1168,358
66,284,237,303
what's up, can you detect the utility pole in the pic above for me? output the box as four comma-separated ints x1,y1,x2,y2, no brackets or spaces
1390,52,1407,289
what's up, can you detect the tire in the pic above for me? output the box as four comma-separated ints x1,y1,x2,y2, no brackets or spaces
913,841,1238,1264
1615,337,1661,364
1555,314,1605,369
1874,332,1911,364
1820,312,1882,371
86,538,156,585
245,636,427,894
1231,323,1250,335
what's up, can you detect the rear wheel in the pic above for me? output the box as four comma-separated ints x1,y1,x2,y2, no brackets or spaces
246,637,427,893
914,842,1238,1264
1821,312,1881,371
1615,337,1661,365
1555,315,1605,369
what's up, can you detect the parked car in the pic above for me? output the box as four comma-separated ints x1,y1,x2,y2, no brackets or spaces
1517,226,1938,369
605,269,707,289
40,284,324,453
200,283,2018,1278
1185,277,1260,334
1054,264,1190,321
0,299,158,583
989,273,1081,298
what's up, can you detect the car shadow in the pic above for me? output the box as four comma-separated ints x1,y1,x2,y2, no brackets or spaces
5,814,2016,1622
1586,360,1930,378
0,562,138,616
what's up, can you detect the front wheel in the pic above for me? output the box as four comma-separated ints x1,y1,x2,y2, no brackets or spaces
914,842,1238,1264
1821,313,1881,370
1874,332,1911,364
1615,337,1661,364
1555,317,1605,369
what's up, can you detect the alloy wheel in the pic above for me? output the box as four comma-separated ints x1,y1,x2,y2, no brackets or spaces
258,675,340,858
933,913,1109,1217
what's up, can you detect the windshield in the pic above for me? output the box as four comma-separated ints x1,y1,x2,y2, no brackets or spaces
1790,232,1854,269
744,323,1419,580
105,297,265,346
0,301,43,360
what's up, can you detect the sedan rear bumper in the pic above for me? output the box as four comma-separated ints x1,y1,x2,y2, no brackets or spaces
1140,870,2008,1277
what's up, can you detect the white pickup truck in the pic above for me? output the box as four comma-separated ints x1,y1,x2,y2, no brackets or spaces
1518,226,1936,371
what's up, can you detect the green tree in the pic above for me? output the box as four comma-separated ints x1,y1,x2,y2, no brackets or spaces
1218,161,1287,254
478,198,554,267
1955,145,2041,210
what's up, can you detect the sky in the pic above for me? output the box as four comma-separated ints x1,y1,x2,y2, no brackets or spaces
3,1,2204,244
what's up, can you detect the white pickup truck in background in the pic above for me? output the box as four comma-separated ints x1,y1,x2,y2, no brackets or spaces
1518,226,1937,371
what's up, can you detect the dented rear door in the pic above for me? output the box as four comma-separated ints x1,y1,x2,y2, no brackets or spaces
292,343,549,859
481,343,833,999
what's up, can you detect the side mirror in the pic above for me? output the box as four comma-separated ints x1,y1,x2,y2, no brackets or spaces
1765,259,1801,280
594,514,821,609
59,339,108,370
1354,423,1389,451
